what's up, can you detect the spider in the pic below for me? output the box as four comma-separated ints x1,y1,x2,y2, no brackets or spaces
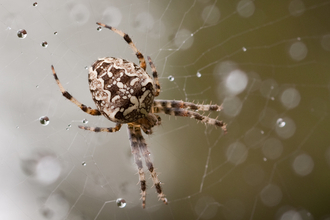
51,22,227,208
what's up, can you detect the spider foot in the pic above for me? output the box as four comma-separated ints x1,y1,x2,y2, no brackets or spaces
217,104,224,111
159,195,168,205
140,191,147,209
220,123,227,134
96,22,111,29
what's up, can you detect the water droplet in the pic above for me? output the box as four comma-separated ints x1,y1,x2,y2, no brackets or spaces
270,97,275,100
191,33,194,36
116,198,126,208
84,66,88,70
263,157,267,161
36,85,39,88
297,37,301,41
39,116,50,126
17,29,27,39
97,26,102,31
261,130,264,134
82,119,88,124
16,126,19,129
41,41,48,48
276,118,286,127
242,47,247,52
66,124,72,130
196,72,202,77
82,161,87,166
54,32,58,35
33,2,37,6
168,75,174,81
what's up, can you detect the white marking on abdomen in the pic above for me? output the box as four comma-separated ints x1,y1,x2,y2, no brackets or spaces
130,78,139,86
112,95,120,102
124,96,139,116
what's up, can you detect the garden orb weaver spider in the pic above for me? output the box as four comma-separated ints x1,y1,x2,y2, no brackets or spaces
51,22,227,208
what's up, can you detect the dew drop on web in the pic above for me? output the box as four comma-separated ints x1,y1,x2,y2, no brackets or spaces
276,118,285,127
41,41,48,48
39,116,50,126
116,198,126,208
17,29,27,39
66,124,72,130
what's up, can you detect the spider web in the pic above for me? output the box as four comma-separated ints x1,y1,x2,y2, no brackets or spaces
1,0,330,219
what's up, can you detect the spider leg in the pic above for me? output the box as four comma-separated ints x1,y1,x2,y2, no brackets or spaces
96,22,146,71
78,123,121,132
51,65,101,116
127,123,147,208
135,126,167,205
154,100,223,112
147,56,160,97
154,106,227,133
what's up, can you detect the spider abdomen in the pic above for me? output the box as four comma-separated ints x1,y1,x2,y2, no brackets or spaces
88,57,154,123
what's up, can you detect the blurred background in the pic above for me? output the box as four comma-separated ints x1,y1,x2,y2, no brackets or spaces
1,0,330,219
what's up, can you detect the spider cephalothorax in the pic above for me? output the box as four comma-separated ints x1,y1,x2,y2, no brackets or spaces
51,22,226,208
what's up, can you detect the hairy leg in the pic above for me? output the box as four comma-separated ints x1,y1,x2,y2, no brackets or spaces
154,100,223,112
51,65,101,116
154,106,227,133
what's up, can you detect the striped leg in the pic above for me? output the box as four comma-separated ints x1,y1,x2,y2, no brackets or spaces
78,123,121,132
153,100,223,112
135,127,167,205
154,106,227,133
127,123,147,208
51,65,101,116
147,56,160,97
96,22,146,70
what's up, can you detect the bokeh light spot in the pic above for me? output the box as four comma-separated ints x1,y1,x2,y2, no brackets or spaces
260,184,282,207
237,0,255,18
292,153,314,176
280,88,301,109
289,41,308,61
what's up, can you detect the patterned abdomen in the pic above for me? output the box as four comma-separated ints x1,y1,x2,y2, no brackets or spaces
88,57,154,123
